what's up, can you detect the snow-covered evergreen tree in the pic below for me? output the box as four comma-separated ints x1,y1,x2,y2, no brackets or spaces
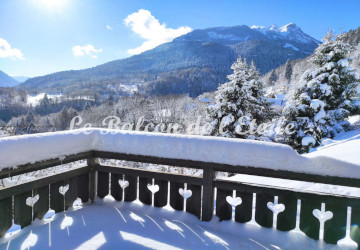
15,118,25,135
24,111,37,134
84,102,92,112
107,94,115,106
284,59,293,83
282,31,360,153
206,57,273,139
268,69,278,86
40,94,50,107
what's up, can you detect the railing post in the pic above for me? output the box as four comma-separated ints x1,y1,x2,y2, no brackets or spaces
202,167,215,221
87,157,99,204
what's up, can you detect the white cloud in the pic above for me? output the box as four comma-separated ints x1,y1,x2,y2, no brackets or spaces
106,25,112,30
124,9,192,55
72,44,102,58
0,38,24,60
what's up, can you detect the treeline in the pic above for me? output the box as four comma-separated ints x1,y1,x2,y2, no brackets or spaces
0,88,28,122
1,94,209,136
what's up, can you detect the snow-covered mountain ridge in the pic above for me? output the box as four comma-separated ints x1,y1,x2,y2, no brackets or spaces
175,23,319,54
20,23,320,97
251,23,320,44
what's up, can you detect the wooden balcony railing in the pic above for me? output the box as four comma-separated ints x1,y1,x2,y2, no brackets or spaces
0,131,360,247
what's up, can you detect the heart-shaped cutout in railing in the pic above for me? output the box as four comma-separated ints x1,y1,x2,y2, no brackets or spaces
179,188,192,199
118,180,129,189
147,184,159,194
313,208,333,222
312,204,334,240
59,184,69,196
226,196,242,207
26,194,39,207
267,202,285,214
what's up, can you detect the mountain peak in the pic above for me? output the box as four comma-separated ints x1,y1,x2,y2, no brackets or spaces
269,24,278,30
174,24,319,46
251,23,319,44
174,25,264,44
280,23,299,32
252,23,300,33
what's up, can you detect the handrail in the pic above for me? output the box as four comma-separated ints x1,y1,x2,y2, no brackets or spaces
0,151,92,179
1,149,360,189
1,129,359,181
0,131,360,246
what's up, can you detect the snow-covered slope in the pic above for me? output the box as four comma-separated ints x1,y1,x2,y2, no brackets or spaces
0,129,359,179
305,128,360,166
176,25,266,45
26,93,63,106
251,23,320,44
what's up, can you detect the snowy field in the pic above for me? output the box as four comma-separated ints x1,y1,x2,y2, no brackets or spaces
0,196,341,250
26,93,95,106
26,93,63,106
305,128,360,166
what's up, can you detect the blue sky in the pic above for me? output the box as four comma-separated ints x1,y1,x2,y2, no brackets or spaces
0,0,359,78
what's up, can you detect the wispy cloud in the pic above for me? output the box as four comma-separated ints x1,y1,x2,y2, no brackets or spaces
106,25,112,30
124,9,192,55
72,44,102,58
0,38,24,60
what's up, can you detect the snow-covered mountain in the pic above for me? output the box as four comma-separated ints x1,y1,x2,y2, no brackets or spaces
177,23,319,54
20,23,320,97
0,70,19,87
175,25,266,44
251,23,319,45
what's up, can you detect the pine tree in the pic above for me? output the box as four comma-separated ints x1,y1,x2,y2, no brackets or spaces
45,118,54,132
26,121,37,134
24,111,37,134
284,59,293,83
93,93,100,105
107,94,115,106
37,94,52,115
17,117,26,135
268,69,278,86
84,102,92,112
206,58,273,139
282,31,360,153
57,107,70,130
40,94,50,107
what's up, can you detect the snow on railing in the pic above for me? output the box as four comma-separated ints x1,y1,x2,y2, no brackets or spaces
0,128,359,179
0,129,360,247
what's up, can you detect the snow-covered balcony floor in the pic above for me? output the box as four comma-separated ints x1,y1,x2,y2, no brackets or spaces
0,197,338,250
